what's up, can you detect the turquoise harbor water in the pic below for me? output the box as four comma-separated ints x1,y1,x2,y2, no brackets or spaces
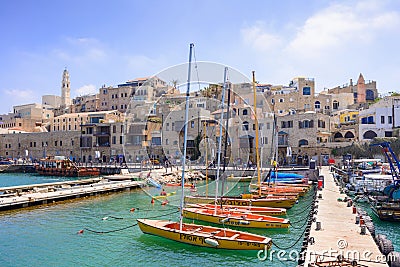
0,173,397,267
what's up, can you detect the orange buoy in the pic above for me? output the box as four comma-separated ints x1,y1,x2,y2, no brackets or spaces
151,198,154,204
130,208,136,212
77,229,84,234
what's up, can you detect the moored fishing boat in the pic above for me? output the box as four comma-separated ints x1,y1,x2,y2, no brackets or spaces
137,219,272,250
35,156,100,177
186,203,287,216
182,207,290,228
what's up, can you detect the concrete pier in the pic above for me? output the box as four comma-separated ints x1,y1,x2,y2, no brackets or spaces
303,166,388,267
0,178,145,211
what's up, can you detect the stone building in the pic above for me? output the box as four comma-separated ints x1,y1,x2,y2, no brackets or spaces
327,73,378,106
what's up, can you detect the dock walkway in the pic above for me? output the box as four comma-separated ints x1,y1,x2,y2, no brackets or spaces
303,166,388,266
0,178,145,211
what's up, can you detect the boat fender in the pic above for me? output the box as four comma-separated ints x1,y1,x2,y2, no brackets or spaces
102,217,109,220
77,229,84,234
161,200,169,206
204,238,219,247
130,208,136,212
221,218,230,223
239,220,250,225
379,239,394,256
151,198,154,204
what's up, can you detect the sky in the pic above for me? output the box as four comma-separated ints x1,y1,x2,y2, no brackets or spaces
0,0,399,114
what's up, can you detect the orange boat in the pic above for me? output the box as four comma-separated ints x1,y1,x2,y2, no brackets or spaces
137,219,272,250
183,207,290,228
187,203,287,216
185,195,297,209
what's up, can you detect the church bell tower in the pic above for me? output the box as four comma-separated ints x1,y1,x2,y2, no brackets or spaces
61,68,71,106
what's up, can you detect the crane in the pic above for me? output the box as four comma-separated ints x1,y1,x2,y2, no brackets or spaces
370,142,400,200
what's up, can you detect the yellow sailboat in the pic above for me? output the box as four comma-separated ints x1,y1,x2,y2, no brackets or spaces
137,45,273,251
186,203,287,216
183,207,290,228
137,219,272,250
184,195,297,208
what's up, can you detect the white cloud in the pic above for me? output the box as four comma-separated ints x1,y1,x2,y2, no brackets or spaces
5,89,35,100
52,37,107,63
286,2,400,58
74,84,97,96
241,21,282,52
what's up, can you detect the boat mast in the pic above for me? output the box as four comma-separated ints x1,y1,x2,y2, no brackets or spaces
204,121,209,197
179,43,194,231
252,71,262,197
220,76,231,199
213,66,228,214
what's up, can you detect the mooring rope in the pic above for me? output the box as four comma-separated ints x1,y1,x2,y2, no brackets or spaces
82,209,179,234
272,222,309,250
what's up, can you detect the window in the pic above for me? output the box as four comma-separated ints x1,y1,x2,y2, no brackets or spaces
165,139,169,145
315,101,321,109
242,121,249,131
388,116,393,124
113,125,116,133
112,136,116,144
191,121,195,128
279,98,284,103
381,116,385,124
303,87,311,95
333,101,339,110
60,141,62,146
299,139,309,146
243,109,248,115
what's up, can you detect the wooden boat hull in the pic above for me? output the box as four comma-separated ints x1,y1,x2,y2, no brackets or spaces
184,196,296,209
137,219,272,250
186,203,287,216
183,208,289,228
35,166,100,177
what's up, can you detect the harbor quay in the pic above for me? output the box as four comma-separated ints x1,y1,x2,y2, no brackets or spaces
0,178,145,211
302,166,389,267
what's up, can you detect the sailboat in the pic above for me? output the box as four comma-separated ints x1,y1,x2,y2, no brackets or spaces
184,71,297,209
186,203,287,216
137,44,272,250
182,67,290,228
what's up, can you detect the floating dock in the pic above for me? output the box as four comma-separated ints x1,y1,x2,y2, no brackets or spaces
302,166,388,267
0,178,145,211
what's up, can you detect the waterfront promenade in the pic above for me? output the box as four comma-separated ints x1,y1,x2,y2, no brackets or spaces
304,166,388,266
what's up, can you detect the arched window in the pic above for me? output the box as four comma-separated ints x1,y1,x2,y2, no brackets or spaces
243,109,248,115
299,139,308,147
334,132,343,138
333,100,339,110
363,130,377,139
242,121,249,131
344,131,355,138
315,101,321,109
